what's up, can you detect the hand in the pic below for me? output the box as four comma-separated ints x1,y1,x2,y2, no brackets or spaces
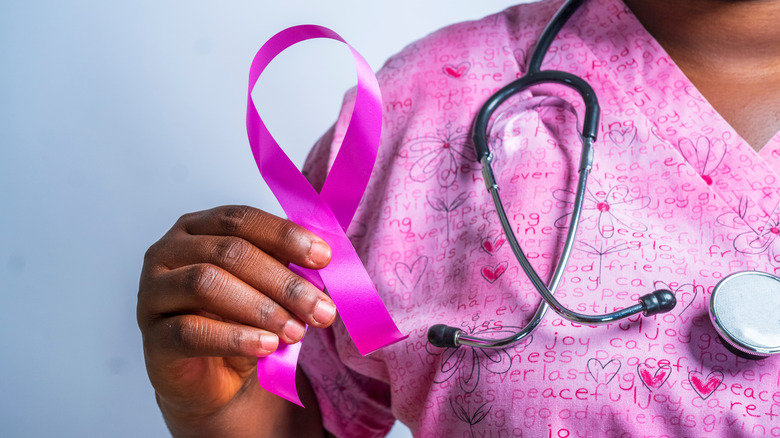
137,205,336,432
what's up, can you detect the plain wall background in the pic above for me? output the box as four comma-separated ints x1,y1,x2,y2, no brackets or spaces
0,1,531,436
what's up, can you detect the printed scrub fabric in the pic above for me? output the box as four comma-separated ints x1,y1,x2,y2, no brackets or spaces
297,0,780,436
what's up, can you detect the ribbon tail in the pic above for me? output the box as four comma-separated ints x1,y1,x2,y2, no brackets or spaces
317,228,408,356
256,233,406,406
256,340,305,407
255,263,325,406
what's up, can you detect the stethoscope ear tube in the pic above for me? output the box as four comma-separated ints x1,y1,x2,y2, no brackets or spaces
427,324,462,349
472,70,600,163
639,290,677,316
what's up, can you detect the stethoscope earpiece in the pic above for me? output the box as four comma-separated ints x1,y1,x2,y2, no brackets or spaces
427,324,462,349
639,289,677,316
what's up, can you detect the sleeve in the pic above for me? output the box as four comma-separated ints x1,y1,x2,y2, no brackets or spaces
299,323,395,438
298,92,397,438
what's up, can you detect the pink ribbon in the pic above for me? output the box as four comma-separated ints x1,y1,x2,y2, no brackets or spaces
246,25,407,406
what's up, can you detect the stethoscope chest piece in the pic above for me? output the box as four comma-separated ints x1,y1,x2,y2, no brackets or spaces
710,271,780,359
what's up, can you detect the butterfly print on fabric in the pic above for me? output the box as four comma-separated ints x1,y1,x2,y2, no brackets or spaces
554,184,651,239
676,136,728,186
404,123,476,188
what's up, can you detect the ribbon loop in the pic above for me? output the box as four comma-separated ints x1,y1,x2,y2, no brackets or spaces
246,25,407,406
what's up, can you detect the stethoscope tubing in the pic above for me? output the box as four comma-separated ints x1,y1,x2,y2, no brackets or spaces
430,0,780,360
428,0,676,350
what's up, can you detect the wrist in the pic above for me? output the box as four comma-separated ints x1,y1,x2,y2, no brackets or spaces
156,392,226,438
156,385,261,438
154,367,325,438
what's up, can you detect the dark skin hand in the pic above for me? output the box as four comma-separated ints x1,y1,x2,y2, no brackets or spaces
138,205,337,437
138,2,780,437
624,0,780,151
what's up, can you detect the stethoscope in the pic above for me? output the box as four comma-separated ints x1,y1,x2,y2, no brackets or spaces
427,0,780,359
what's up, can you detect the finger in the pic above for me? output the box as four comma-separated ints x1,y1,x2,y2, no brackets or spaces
146,235,338,330
177,205,331,269
149,314,280,360
147,263,314,344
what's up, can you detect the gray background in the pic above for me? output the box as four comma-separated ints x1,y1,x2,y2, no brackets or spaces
0,1,528,436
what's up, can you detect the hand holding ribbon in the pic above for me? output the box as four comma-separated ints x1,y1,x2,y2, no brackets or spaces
245,25,407,406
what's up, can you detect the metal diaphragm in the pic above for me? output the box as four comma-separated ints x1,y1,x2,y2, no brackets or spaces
709,271,780,359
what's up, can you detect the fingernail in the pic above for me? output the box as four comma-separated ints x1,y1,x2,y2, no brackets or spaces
283,319,306,342
313,300,337,325
260,333,278,353
308,241,331,266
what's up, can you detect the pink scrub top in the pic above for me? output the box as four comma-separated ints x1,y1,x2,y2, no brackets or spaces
298,0,780,436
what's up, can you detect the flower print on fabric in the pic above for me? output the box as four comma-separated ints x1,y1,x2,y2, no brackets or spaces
425,314,529,394
426,191,469,242
676,135,728,186
403,122,476,188
553,183,651,239
718,199,780,265
320,372,359,413
450,397,492,438
576,240,640,279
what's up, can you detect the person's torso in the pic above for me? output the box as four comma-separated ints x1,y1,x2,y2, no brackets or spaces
321,0,780,435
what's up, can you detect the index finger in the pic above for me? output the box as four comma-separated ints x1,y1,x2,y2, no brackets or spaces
177,205,331,270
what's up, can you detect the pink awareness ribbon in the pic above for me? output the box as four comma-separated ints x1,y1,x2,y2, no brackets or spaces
246,25,407,406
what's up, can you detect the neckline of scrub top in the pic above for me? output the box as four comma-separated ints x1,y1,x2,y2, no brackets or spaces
576,0,780,235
